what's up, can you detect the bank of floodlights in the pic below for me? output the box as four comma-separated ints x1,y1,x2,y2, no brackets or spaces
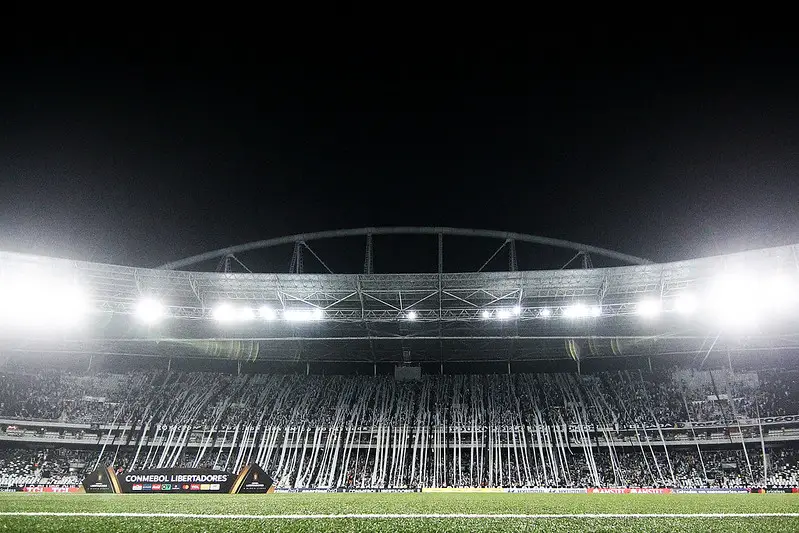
0,274,89,330
212,303,322,323
135,298,165,324
258,305,277,320
632,271,798,325
564,302,602,319
636,299,662,318
212,303,255,323
284,308,324,322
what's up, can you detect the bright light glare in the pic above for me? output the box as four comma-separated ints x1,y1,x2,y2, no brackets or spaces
258,306,276,320
285,308,324,322
496,309,512,320
212,303,257,322
675,293,698,315
212,303,235,322
636,299,662,318
237,307,255,321
513,305,521,315
707,274,760,326
136,298,165,324
766,275,798,311
407,310,418,321
540,307,552,318
481,309,491,319
564,303,601,319
0,277,89,330
564,303,587,319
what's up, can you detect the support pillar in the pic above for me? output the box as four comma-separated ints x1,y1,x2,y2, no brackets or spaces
88,354,93,371
373,363,377,377
440,363,443,375
507,361,511,374
237,360,242,375
648,356,652,373
167,358,172,372
306,362,310,375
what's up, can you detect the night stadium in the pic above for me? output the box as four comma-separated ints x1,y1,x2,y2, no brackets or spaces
1,228,798,532
4,20,799,533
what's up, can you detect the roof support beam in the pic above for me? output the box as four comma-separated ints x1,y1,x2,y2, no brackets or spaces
157,227,652,270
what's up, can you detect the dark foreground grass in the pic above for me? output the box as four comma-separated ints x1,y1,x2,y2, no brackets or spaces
1,493,798,532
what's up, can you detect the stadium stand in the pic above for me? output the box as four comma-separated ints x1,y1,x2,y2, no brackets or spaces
2,367,799,490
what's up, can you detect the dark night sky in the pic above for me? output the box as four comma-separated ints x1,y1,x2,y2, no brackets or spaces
1,27,797,272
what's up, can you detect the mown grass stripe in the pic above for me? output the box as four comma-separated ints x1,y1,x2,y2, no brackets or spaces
2,512,799,519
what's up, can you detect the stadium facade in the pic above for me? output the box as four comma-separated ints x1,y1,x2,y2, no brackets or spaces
1,228,798,492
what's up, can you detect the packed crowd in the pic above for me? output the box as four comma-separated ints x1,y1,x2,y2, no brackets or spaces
1,444,798,490
1,368,796,429
1,366,798,488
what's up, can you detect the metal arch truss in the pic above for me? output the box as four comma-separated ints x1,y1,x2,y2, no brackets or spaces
1,243,798,362
156,227,653,271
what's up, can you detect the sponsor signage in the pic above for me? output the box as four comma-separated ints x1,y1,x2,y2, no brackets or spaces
82,465,272,494
505,487,588,494
20,486,82,493
422,487,505,493
117,468,235,493
749,487,799,494
230,464,274,494
278,488,422,493
587,488,673,494
674,488,748,494
82,467,117,494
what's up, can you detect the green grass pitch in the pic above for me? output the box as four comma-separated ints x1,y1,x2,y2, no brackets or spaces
1,492,799,532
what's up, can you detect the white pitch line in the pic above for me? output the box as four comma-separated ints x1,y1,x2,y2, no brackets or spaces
1,512,799,519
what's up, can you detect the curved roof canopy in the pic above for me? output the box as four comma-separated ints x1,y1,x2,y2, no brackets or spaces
157,227,653,271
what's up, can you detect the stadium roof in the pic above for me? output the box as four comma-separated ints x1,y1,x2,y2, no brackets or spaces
0,233,797,364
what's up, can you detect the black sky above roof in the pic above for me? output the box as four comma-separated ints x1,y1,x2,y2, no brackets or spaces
1,28,797,271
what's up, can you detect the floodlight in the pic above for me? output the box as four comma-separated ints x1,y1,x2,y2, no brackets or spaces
237,307,255,321
636,299,661,318
212,303,235,322
674,293,697,315
513,305,521,316
564,303,588,319
707,273,760,326
0,279,89,329
481,309,491,319
540,307,552,318
563,303,601,319
285,308,324,322
136,298,165,324
407,310,418,321
258,306,276,320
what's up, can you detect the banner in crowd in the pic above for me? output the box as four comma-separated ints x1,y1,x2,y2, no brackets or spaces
82,465,272,494
587,488,673,494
